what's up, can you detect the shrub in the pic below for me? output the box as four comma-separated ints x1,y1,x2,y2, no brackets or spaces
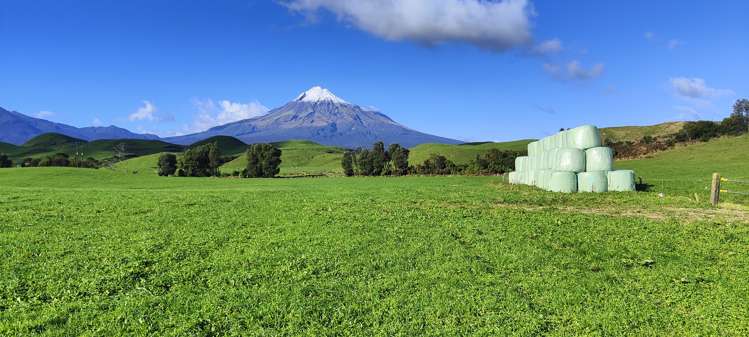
157,153,177,176
466,149,522,175
414,154,459,175
0,154,13,168
243,143,282,178
341,151,355,176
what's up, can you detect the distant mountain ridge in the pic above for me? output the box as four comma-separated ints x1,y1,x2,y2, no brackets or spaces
0,106,158,145
166,87,462,148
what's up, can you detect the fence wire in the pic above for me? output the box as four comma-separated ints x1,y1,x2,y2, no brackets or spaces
721,189,749,196
722,178,749,185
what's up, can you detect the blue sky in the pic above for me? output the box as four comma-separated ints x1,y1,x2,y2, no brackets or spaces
1,0,746,141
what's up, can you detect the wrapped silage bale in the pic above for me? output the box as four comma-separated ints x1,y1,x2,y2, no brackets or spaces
558,130,568,148
545,148,559,170
508,171,518,184
549,171,578,193
515,156,528,172
567,125,602,150
527,141,538,157
540,170,554,190
585,147,614,172
577,171,608,193
607,170,636,192
554,148,586,173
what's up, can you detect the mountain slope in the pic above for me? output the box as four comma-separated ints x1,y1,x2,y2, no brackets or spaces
167,87,461,148
0,106,158,145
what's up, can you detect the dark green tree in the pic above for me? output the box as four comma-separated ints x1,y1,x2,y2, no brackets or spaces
244,143,282,178
157,153,178,176
387,143,410,176
0,154,13,168
721,99,749,135
179,143,220,177
341,151,355,176
370,142,387,176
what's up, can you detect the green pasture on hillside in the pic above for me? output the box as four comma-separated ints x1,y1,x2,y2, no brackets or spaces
618,134,749,204
1,167,748,336
409,140,534,165
220,140,345,176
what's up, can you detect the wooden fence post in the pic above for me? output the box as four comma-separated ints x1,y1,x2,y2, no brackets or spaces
710,173,721,206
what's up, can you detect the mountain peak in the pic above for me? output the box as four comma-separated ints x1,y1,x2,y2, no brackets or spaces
295,86,347,104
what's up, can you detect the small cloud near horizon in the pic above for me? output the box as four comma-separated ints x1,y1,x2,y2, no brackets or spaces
186,98,269,133
36,111,55,119
129,101,157,121
670,77,733,99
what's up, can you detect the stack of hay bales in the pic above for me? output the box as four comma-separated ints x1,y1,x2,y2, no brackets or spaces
509,125,636,193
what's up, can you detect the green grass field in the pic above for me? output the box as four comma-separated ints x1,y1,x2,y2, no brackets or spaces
409,139,534,165
2,135,749,335
220,140,345,177
617,134,749,204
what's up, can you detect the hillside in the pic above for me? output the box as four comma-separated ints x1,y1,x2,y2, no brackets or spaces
111,152,170,175
409,139,534,165
617,134,749,203
600,122,685,143
0,142,19,154
221,140,345,176
4,133,184,161
190,136,248,156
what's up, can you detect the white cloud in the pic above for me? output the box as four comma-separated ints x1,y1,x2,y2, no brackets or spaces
35,111,55,119
544,60,604,81
531,38,562,55
670,77,733,99
92,117,103,127
129,101,157,121
644,32,655,40
667,39,682,49
282,0,533,51
189,99,269,132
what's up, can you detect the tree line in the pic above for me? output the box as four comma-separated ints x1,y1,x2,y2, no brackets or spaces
342,141,522,176
157,142,282,178
0,153,101,169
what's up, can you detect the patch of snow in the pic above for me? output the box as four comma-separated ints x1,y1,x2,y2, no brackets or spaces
296,86,347,104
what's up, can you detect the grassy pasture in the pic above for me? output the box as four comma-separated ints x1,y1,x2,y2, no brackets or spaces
409,139,534,165
600,122,686,142
1,167,748,336
617,134,749,204
220,140,345,177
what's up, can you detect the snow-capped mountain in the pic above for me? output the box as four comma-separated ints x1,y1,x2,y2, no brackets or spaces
167,86,461,148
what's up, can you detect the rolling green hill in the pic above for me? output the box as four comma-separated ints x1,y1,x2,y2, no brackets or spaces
4,133,184,162
111,152,173,175
22,133,85,147
190,136,248,156
409,139,534,165
617,134,749,203
600,122,685,143
221,140,346,176
0,142,19,154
